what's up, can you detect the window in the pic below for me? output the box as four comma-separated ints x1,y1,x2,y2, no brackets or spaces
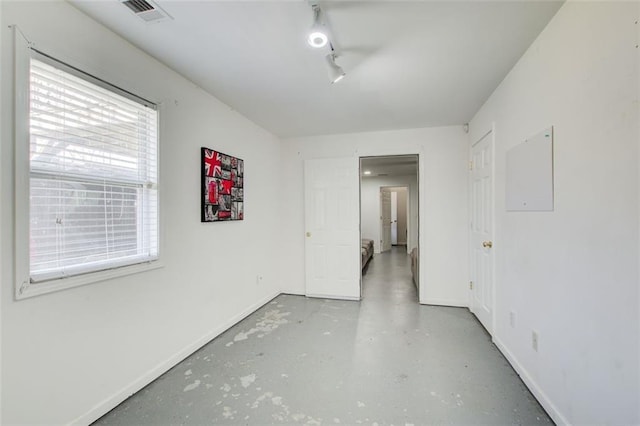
15,44,159,298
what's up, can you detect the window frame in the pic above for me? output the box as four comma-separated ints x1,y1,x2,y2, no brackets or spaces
14,33,162,300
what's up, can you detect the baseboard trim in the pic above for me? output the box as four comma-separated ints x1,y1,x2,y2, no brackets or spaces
280,291,304,296
420,297,468,308
305,293,360,301
70,291,281,426
493,336,570,426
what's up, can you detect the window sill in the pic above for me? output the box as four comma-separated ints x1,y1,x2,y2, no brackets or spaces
16,260,164,300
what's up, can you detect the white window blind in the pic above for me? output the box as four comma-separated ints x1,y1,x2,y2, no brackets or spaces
28,53,158,283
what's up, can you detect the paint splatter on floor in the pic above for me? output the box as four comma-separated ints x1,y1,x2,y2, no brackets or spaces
222,406,236,419
240,374,256,388
226,310,291,346
183,380,200,392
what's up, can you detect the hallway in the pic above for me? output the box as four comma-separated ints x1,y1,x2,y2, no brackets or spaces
362,246,417,304
95,248,552,425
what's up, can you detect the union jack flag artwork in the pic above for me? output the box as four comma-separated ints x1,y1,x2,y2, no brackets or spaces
203,149,223,177
201,147,244,222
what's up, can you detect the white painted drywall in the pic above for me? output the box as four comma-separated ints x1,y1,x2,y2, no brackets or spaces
0,2,281,424
637,7,640,417
0,2,3,422
280,126,469,307
361,178,416,254
470,2,640,424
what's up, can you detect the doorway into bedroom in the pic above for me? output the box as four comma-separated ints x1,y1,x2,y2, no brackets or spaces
359,155,419,303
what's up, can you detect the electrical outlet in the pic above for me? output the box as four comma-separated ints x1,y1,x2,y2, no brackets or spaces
509,311,516,328
256,275,263,285
532,331,539,352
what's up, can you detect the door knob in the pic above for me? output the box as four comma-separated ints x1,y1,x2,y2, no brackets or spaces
482,241,493,248
306,232,311,237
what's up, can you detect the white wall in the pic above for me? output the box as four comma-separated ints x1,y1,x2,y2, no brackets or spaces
469,2,640,424
361,178,416,254
280,126,469,307
0,2,3,422
0,2,282,424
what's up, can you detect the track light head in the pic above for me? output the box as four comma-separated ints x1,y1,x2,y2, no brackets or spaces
308,5,328,48
325,53,345,84
308,31,328,48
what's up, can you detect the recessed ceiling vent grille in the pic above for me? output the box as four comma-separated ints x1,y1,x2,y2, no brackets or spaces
120,0,172,23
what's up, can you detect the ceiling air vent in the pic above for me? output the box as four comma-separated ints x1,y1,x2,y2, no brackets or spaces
120,0,172,23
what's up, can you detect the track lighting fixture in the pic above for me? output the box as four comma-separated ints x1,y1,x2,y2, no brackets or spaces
306,3,346,83
307,5,328,48
325,51,345,84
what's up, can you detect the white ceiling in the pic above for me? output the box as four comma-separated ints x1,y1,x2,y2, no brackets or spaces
69,0,563,138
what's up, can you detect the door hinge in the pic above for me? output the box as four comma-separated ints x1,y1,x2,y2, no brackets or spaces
469,160,473,171
469,281,473,290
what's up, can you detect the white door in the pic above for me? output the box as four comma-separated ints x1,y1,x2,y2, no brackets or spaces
380,188,392,252
391,191,398,245
470,130,495,334
304,157,360,300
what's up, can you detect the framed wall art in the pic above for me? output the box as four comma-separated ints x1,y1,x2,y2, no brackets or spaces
201,147,244,222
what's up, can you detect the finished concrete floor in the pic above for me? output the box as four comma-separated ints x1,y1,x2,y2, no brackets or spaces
94,247,553,425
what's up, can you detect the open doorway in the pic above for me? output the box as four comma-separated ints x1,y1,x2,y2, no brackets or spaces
380,186,409,252
359,155,419,301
